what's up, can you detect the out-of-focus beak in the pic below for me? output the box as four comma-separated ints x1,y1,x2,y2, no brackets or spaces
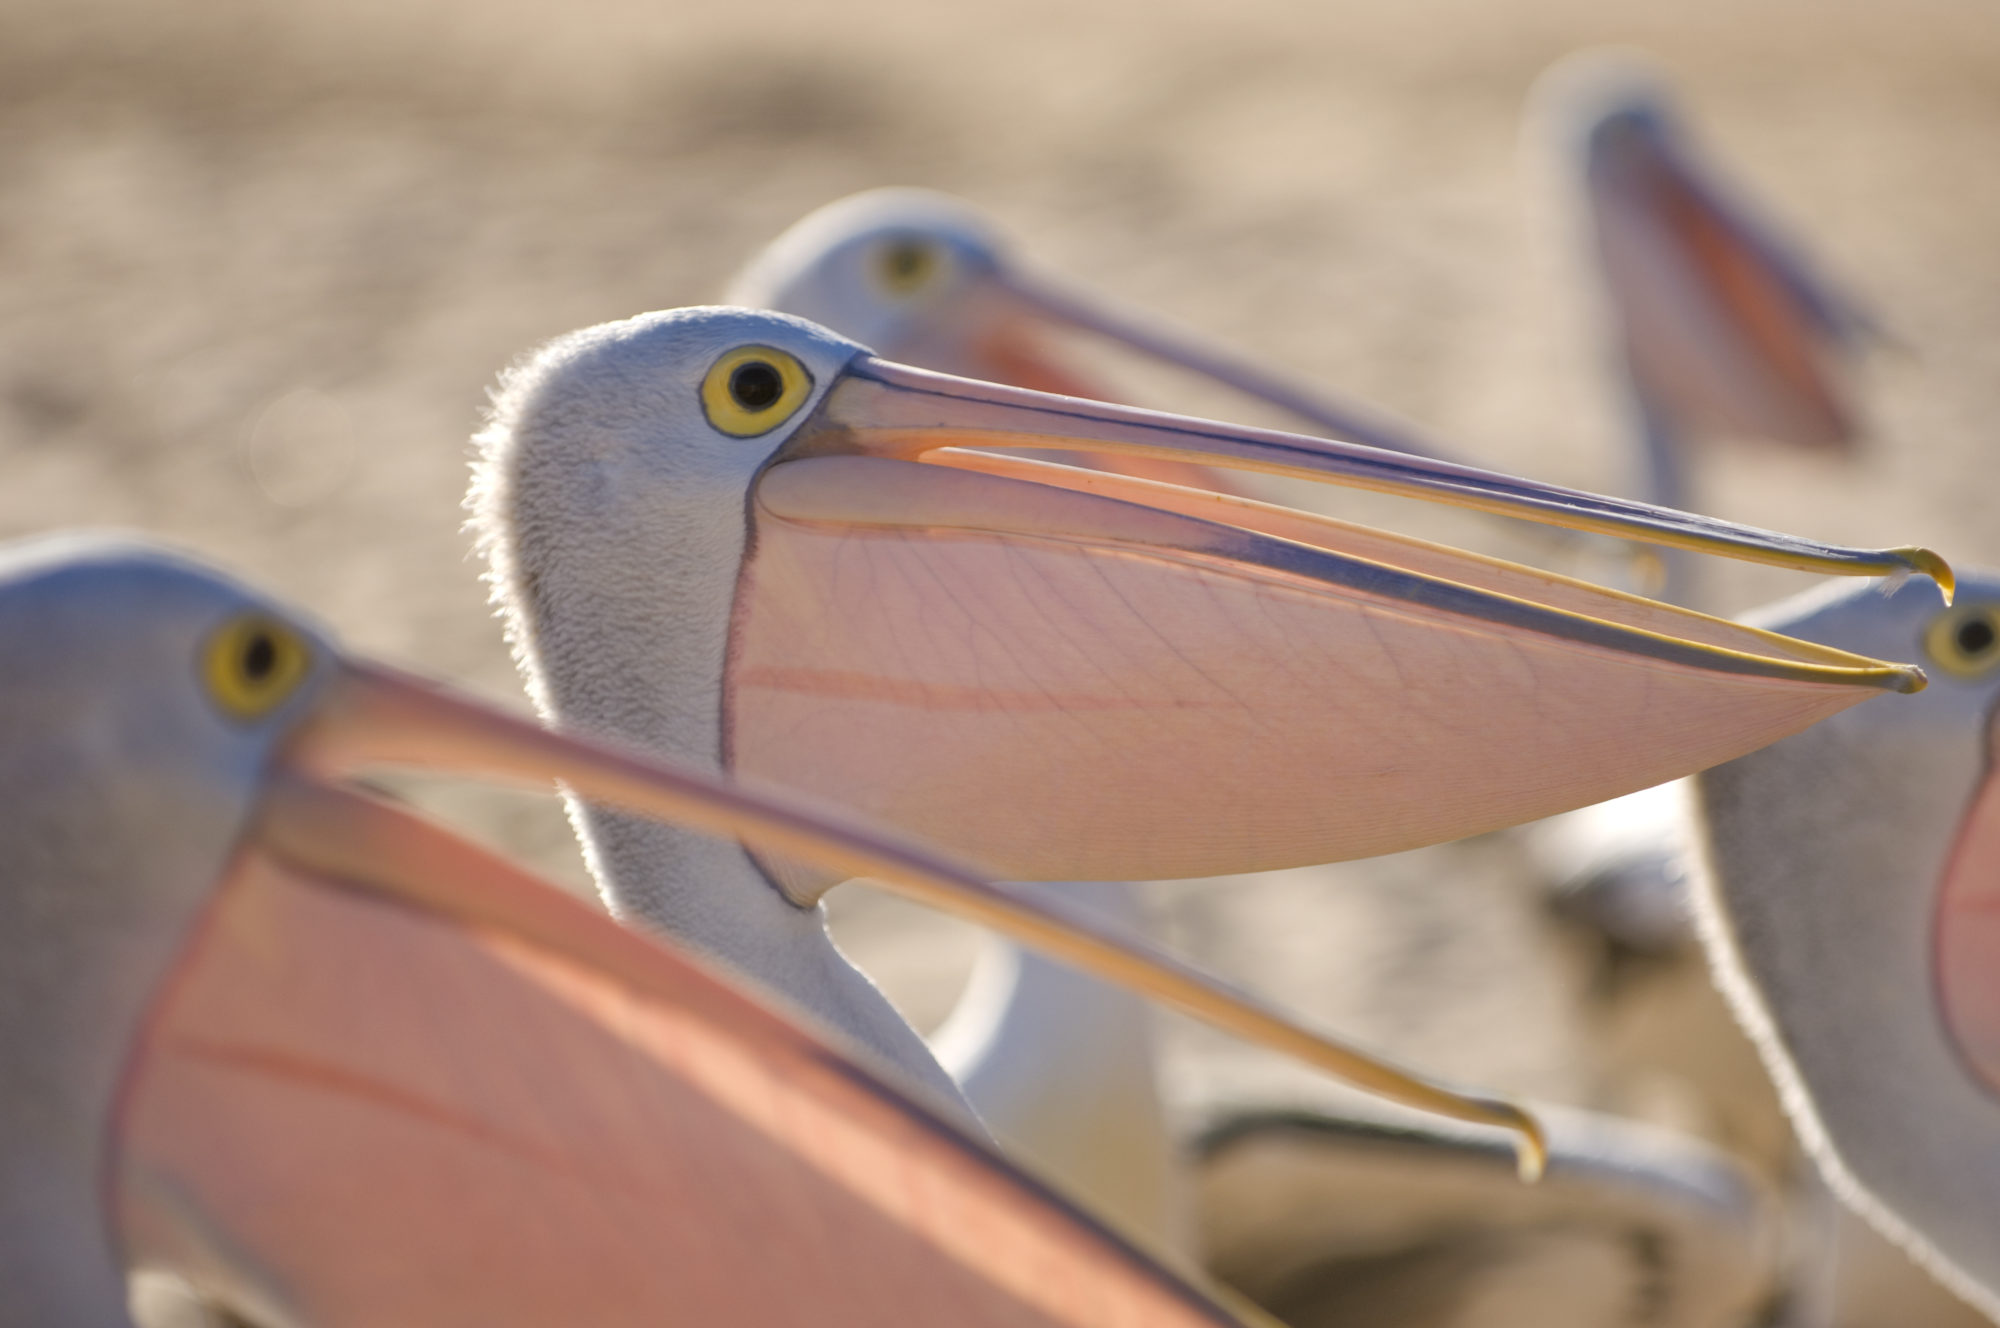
1593,130,1866,452
1936,704,2000,1096
728,359,1937,882
113,661,1553,1320
928,270,1261,494
977,265,1474,465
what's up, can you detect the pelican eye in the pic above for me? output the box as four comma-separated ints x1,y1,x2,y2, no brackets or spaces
1924,603,2000,679
202,613,313,722
700,345,813,437
875,237,939,296
730,362,783,410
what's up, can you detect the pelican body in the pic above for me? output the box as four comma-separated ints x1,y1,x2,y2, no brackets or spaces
1694,571,2000,1322
927,879,1183,1249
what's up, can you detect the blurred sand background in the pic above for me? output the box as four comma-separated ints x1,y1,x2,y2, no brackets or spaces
4,0,1998,1321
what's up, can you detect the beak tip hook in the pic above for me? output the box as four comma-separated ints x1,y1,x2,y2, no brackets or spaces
1896,547,1954,605
1492,1100,1548,1184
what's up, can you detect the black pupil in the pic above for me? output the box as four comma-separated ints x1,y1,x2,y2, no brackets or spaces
1957,617,1996,657
242,632,277,682
887,243,928,280
729,362,784,412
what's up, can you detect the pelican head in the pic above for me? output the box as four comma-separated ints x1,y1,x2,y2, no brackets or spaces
727,188,1015,379
471,304,1941,903
1537,50,1684,185
1694,570,2000,1320
2,532,1301,1325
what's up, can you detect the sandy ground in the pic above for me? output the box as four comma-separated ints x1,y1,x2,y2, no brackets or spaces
5,0,1999,1322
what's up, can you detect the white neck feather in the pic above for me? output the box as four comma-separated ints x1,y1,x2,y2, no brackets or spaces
1694,719,2000,1322
930,880,1183,1252
469,318,978,1129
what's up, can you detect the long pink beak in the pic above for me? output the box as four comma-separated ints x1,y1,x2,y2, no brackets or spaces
114,657,1559,1319
118,777,1253,1325
718,353,1936,885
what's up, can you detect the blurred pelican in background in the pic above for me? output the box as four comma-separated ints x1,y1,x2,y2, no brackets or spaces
1530,49,1880,540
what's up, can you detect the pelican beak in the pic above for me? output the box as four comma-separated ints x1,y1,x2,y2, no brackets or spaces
971,264,1471,465
729,358,1938,883
928,268,1264,493
112,660,1550,1318
1591,123,1865,451
1936,704,2000,1096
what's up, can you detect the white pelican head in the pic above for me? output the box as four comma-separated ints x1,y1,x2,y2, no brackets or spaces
728,188,1015,379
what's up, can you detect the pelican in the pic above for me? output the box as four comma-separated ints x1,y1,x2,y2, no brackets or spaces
3,532,1323,1324
466,306,1944,1269
1693,569,2000,1322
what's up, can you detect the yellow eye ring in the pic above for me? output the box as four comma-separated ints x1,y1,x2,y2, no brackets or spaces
875,237,940,297
202,613,313,722
699,346,814,438
1923,603,2000,679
